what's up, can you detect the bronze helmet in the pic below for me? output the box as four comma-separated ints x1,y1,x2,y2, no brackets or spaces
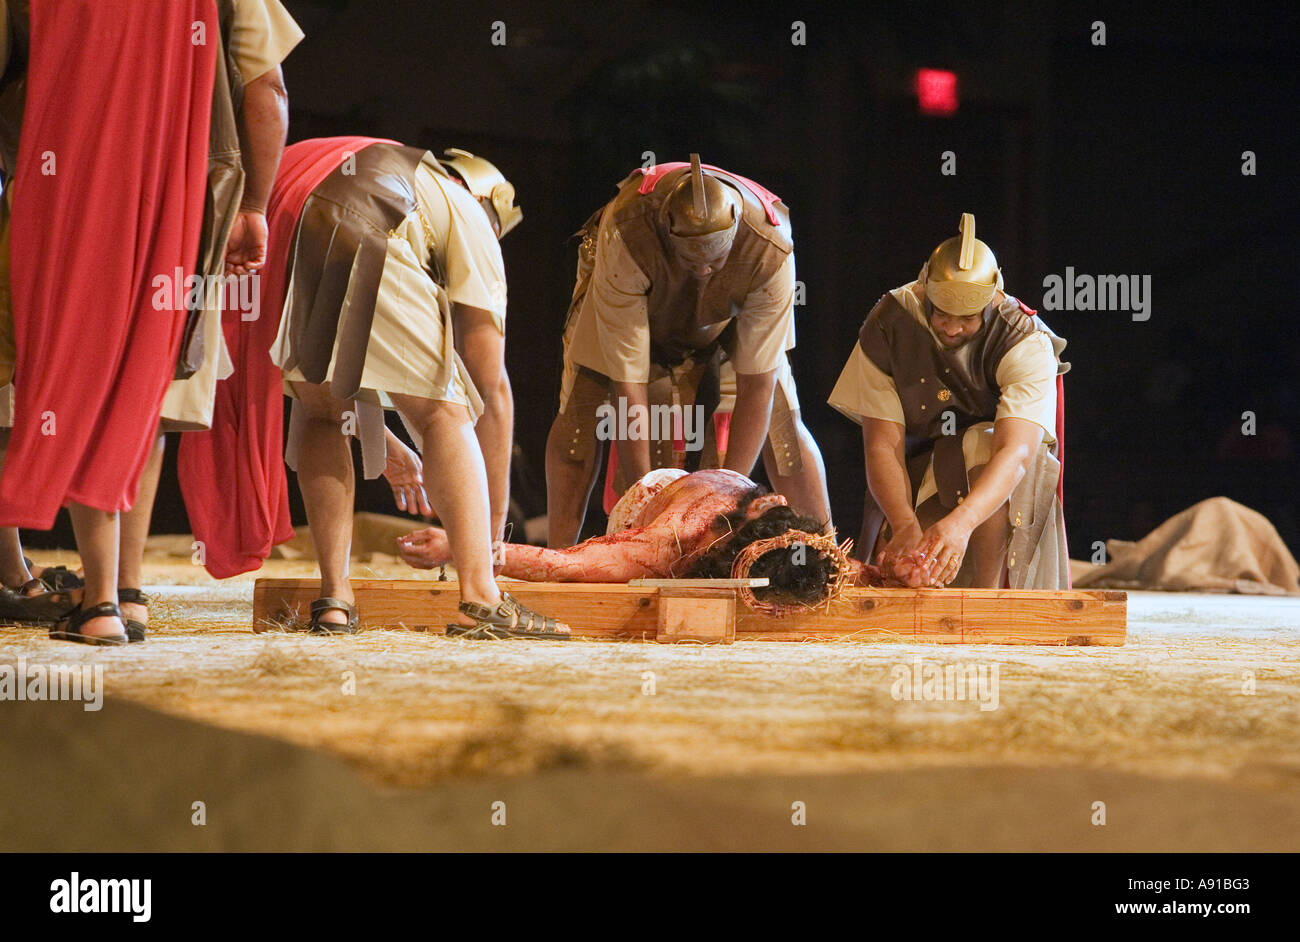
924,213,1001,316
440,148,523,239
662,154,741,263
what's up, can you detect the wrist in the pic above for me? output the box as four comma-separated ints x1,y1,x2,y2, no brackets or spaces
888,513,921,537
238,203,266,215
946,503,980,533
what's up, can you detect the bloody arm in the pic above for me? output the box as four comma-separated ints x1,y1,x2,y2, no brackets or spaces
500,528,674,582
398,524,678,581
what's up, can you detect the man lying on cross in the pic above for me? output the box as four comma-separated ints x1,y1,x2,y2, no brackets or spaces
398,468,923,607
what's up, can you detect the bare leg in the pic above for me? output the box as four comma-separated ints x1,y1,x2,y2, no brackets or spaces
965,464,1010,588
545,414,600,548
67,503,124,639
761,414,832,528
0,429,34,589
118,428,165,627
390,392,499,622
290,382,356,625
0,526,33,589
454,304,512,540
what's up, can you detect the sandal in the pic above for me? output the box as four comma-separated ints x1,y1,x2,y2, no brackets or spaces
0,585,80,625
447,591,571,640
22,557,85,592
308,597,359,635
49,601,128,646
117,587,150,643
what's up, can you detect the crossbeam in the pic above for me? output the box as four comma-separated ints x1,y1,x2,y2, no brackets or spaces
252,579,1126,645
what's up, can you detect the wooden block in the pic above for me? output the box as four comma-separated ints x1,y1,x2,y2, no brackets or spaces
251,579,1126,645
657,588,736,643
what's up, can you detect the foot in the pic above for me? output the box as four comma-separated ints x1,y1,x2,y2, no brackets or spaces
451,590,571,638
120,600,147,630
397,527,452,570
53,598,128,642
313,591,355,628
14,578,46,598
2,563,37,594
79,612,127,640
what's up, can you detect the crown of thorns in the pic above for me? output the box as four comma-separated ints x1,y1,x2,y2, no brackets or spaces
730,529,855,616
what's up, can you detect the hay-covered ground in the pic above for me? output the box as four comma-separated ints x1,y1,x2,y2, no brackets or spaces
4,549,1298,797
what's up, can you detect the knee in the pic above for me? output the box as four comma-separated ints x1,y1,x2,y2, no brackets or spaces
480,373,510,415
292,382,348,424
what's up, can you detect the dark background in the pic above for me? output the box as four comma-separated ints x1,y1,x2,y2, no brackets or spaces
32,0,1300,557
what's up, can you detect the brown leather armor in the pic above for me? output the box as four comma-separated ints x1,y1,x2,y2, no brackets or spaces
582,165,793,367
276,141,429,399
855,290,1062,564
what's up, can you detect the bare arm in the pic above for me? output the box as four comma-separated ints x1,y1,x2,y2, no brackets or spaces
611,379,653,485
915,416,1044,582
723,368,777,475
934,417,1042,534
864,418,921,547
225,66,288,274
237,65,288,212
398,524,673,582
500,529,672,581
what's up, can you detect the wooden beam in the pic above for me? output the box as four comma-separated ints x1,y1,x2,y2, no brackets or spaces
252,579,1126,645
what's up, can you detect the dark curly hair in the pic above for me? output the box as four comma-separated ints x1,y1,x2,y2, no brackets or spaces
683,503,834,605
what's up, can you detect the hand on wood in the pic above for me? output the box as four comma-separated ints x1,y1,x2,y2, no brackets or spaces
916,515,973,587
876,521,930,586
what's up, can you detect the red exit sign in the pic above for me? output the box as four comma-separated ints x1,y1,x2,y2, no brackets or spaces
915,68,959,116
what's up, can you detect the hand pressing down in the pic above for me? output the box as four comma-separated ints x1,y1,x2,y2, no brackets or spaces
871,516,972,587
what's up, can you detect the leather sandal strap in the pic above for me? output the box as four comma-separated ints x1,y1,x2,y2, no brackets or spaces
458,599,496,621
310,597,356,617
68,602,123,631
117,587,151,606
499,593,560,634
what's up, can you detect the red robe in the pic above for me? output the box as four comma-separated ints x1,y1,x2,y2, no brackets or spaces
178,136,399,578
0,0,217,528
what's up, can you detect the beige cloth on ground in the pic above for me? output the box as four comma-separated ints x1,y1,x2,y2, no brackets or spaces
1074,497,1300,595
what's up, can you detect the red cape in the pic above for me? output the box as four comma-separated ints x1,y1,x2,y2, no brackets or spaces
178,136,399,578
0,0,217,527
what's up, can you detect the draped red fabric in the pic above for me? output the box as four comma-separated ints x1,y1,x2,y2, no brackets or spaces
177,136,398,577
0,0,217,528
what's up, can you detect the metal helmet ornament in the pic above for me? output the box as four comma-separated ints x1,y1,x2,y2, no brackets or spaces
440,148,523,239
923,213,1002,317
662,153,741,263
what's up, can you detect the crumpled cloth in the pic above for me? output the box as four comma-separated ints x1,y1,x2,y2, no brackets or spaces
1073,497,1300,595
